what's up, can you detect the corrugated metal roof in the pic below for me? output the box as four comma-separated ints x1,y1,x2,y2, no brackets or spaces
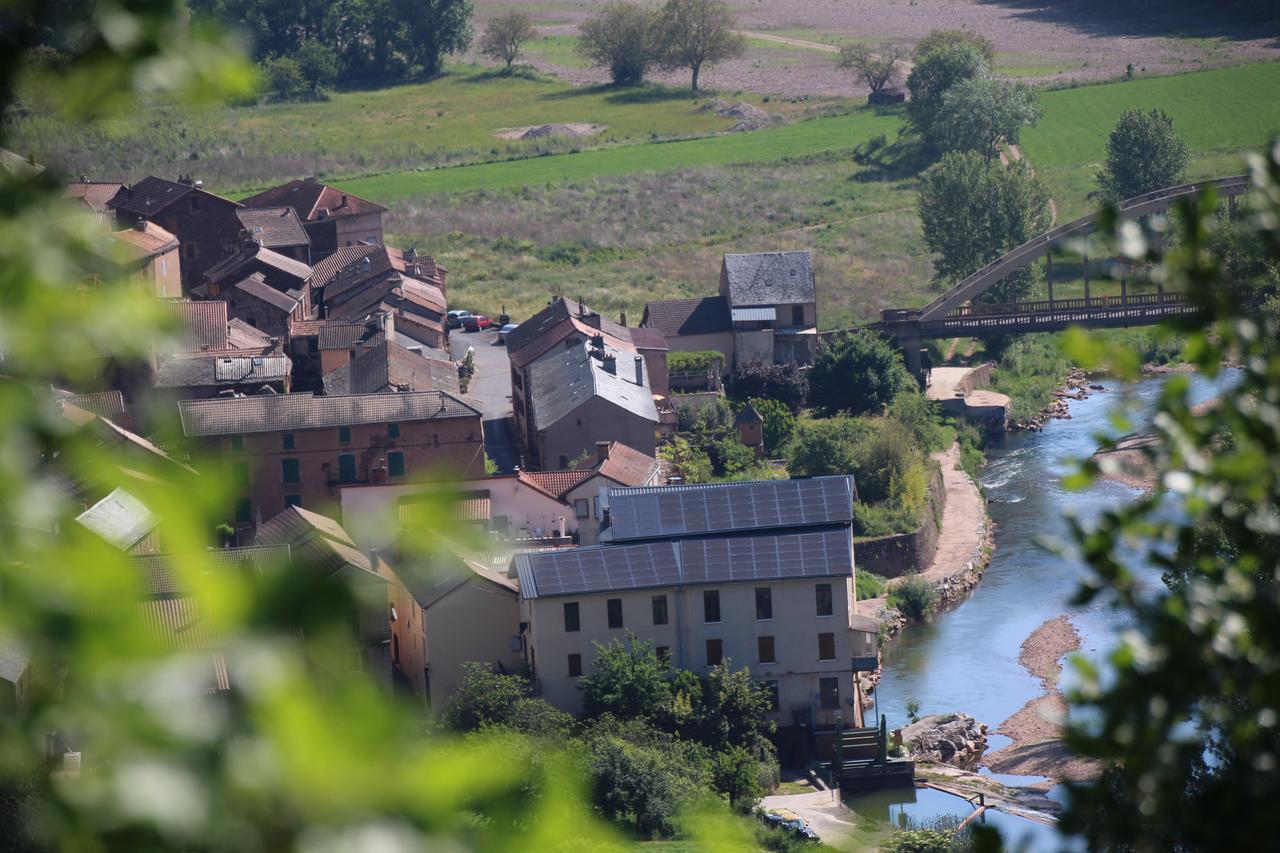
731,306,777,322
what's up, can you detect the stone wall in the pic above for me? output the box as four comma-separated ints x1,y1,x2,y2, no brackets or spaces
855,463,946,579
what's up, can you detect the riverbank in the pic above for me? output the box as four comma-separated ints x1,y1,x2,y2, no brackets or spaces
983,616,1104,785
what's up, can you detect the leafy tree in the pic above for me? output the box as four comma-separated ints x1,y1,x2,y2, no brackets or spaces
654,0,744,92
479,10,537,69
1095,107,1190,202
905,42,988,145
713,745,763,812
786,417,873,478
659,435,713,483
443,662,531,731
1210,219,1280,321
837,41,908,94
685,661,776,754
260,54,308,102
727,361,808,412
509,697,576,738
400,0,476,77
581,633,674,721
707,435,756,478
1057,143,1280,851
750,397,796,455
809,330,915,417
932,77,1041,159
578,1,658,86
918,151,1052,302
295,38,339,96
912,28,996,66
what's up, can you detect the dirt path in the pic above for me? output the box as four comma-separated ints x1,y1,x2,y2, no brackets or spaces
759,789,862,845
738,31,839,54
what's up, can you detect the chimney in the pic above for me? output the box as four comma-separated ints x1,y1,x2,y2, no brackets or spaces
132,219,146,231
596,441,610,463
619,310,627,326
340,194,348,207
602,354,616,374
382,311,395,340
634,356,644,386
578,300,586,317
194,179,204,188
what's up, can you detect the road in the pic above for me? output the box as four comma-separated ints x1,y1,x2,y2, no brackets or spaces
450,327,519,473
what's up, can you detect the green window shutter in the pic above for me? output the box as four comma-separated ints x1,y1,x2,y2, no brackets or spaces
281,458,300,484
387,452,406,478
338,454,357,483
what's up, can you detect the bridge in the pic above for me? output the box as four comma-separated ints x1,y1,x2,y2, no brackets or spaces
864,175,1251,381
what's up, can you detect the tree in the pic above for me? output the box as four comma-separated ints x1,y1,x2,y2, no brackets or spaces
580,634,674,721
1057,144,1280,850
912,28,996,66
749,397,796,456
654,0,744,92
295,38,338,96
905,42,989,144
479,10,536,69
659,436,712,483
260,54,308,102
932,77,1041,159
707,435,756,478
443,662,531,731
1095,107,1190,202
713,746,763,812
685,661,776,754
727,361,808,412
809,331,915,417
578,1,658,86
837,41,907,95
918,151,1052,302
400,0,475,77
786,417,873,478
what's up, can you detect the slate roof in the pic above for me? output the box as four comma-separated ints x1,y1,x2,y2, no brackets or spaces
236,207,310,249
722,251,816,307
204,244,311,287
113,177,240,217
515,527,853,599
323,340,459,396
164,301,229,352
528,341,658,432
241,179,386,221
75,487,158,550
390,551,517,609
234,272,300,313
641,296,732,337
65,181,126,213
602,476,854,543
154,353,291,388
179,390,481,437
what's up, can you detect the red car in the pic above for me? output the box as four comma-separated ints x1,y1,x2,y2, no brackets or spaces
463,314,492,331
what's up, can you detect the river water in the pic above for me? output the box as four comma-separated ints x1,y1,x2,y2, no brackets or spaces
873,370,1234,747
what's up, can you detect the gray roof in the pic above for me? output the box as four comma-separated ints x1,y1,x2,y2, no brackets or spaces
75,487,158,550
318,321,381,351
179,390,481,437
236,207,310,249
603,476,854,542
55,389,128,422
205,245,311,287
642,296,731,337
234,273,300,313
722,251,816,307
155,353,291,389
323,340,459,396
133,545,292,596
515,527,853,599
0,641,31,683
505,296,632,356
528,340,658,432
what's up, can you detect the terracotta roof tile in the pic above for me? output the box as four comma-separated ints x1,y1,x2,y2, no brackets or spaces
524,469,594,499
236,207,310,249
242,179,386,221
66,181,126,213
163,300,229,352
111,221,179,258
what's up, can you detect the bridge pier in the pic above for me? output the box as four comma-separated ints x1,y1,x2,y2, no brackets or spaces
1046,254,1054,305
901,332,925,390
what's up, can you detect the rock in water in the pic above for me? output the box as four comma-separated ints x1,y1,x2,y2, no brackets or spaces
898,713,989,765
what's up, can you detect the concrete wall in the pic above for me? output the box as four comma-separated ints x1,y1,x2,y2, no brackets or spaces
536,396,656,470
424,579,521,712
734,329,774,365
854,464,947,579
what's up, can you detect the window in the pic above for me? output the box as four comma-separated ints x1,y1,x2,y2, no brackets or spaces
230,435,243,451
758,635,776,664
651,595,668,626
337,453,357,483
763,680,780,712
234,497,252,523
282,433,295,450
792,305,805,326
819,677,840,709
818,632,836,661
574,498,589,519
387,422,400,438
558,455,568,468
703,590,721,623
607,598,623,629
567,653,583,678
281,458,300,484
655,646,670,663
706,639,723,667
816,583,833,617
338,426,351,443
563,602,580,633
755,587,773,620
387,451,406,478
284,494,302,508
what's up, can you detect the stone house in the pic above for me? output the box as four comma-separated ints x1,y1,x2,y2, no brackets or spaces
236,206,311,264
177,390,485,528
223,272,305,340
640,295,733,362
516,476,876,754
241,179,386,261
721,251,819,366
202,242,313,318
153,352,293,399
323,339,459,396
109,176,245,291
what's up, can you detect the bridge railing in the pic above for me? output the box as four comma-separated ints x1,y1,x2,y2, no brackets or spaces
946,291,1184,318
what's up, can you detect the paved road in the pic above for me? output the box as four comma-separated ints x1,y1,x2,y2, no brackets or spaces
450,328,520,473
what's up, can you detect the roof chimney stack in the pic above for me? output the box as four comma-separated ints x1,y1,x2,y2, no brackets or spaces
596,441,610,463
634,356,644,386
602,354,616,374
619,311,627,326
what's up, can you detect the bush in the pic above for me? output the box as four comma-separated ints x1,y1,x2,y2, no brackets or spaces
856,571,886,600
581,634,674,721
295,38,338,96
728,361,808,413
890,391,949,453
786,416,873,478
584,721,710,837
889,575,939,621
810,331,914,417
659,436,713,483
708,435,756,478
668,350,725,374
260,55,308,102
750,397,796,455
443,662,531,731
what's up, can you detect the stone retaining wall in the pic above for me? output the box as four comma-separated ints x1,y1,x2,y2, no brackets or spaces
855,463,947,579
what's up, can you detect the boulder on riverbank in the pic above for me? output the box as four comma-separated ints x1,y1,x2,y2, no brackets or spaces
897,713,988,765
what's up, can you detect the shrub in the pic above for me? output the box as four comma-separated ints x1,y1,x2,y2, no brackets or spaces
260,55,308,102
443,662,530,731
668,350,725,374
856,571,886,600
809,331,914,417
581,634,674,721
708,435,756,478
728,361,808,413
905,698,922,723
750,397,796,456
889,575,939,621
890,391,949,453
659,436,712,483
786,416,873,477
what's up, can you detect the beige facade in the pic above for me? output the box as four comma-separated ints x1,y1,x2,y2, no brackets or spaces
522,575,865,727
138,244,182,298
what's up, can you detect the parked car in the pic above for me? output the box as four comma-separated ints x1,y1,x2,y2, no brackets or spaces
463,314,492,332
497,323,519,344
447,310,472,329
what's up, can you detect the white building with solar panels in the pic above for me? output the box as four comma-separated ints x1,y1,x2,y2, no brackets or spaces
512,476,879,758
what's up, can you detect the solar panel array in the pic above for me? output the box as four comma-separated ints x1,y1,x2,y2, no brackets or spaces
517,529,852,598
606,476,853,542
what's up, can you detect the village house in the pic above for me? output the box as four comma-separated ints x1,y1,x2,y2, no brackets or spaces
177,390,486,529
241,178,386,260
523,441,662,545
515,476,878,762
323,339,459,396
641,250,819,368
107,220,183,298
153,352,293,399
309,245,449,349
236,206,312,264
200,242,314,318
108,175,245,291
65,180,126,214
221,272,306,340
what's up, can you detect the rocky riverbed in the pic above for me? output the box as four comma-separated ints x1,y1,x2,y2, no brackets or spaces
897,713,988,766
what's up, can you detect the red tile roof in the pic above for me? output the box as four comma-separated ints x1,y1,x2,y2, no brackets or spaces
111,221,179,258
163,300,229,352
66,181,126,213
521,442,658,498
241,179,386,222
523,469,593,499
